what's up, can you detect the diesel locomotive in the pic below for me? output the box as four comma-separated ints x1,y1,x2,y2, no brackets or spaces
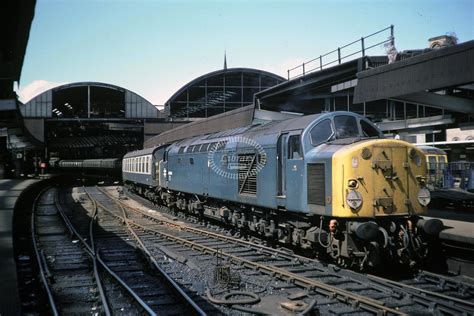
123,111,443,269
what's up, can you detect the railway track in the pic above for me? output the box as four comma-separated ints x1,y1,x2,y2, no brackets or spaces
32,188,115,314
83,185,474,315
62,186,210,315
33,186,208,315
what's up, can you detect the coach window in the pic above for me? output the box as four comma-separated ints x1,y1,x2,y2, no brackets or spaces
310,119,333,146
288,135,302,159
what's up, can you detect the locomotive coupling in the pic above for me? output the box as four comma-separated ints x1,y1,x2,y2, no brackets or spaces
416,218,444,236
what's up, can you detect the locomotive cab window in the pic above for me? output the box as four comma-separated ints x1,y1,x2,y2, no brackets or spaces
288,135,303,159
310,119,333,146
360,120,380,138
334,115,359,139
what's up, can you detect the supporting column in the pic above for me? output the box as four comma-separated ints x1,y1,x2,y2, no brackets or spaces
87,85,91,118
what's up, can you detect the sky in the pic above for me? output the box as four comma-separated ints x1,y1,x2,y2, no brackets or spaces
18,0,474,107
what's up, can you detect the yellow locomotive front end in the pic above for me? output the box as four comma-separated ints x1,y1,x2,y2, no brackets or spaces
320,139,445,269
331,139,430,218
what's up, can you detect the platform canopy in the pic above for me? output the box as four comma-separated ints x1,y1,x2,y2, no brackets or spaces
20,81,158,119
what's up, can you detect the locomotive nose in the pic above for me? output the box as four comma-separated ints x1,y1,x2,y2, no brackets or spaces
332,140,428,217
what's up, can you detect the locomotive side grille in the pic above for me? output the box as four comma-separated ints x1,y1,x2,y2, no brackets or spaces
238,153,261,195
308,163,325,205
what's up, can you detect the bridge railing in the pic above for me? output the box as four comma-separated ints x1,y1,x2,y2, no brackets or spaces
287,25,394,80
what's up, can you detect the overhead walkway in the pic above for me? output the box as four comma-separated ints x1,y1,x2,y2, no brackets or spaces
354,40,474,114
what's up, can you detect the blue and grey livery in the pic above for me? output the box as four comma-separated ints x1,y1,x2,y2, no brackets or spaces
123,111,443,269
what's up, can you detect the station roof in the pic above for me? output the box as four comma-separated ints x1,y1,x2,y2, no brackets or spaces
0,1,35,84
165,68,285,105
164,67,285,118
20,81,158,119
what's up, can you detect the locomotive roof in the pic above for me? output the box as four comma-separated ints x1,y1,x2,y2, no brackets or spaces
172,111,374,149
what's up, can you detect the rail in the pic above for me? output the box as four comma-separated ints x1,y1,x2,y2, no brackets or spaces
287,25,394,80
115,186,474,315
31,187,59,316
78,189,157,315
84,186,207,316
94,187,403,315
54,190,156,315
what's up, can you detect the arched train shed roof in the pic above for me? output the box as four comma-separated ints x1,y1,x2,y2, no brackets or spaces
20,81,158,119
165,68,285,104
165,68,285,118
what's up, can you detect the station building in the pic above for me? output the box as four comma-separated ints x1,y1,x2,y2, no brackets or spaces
4,67,285,176
5,82,160,176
